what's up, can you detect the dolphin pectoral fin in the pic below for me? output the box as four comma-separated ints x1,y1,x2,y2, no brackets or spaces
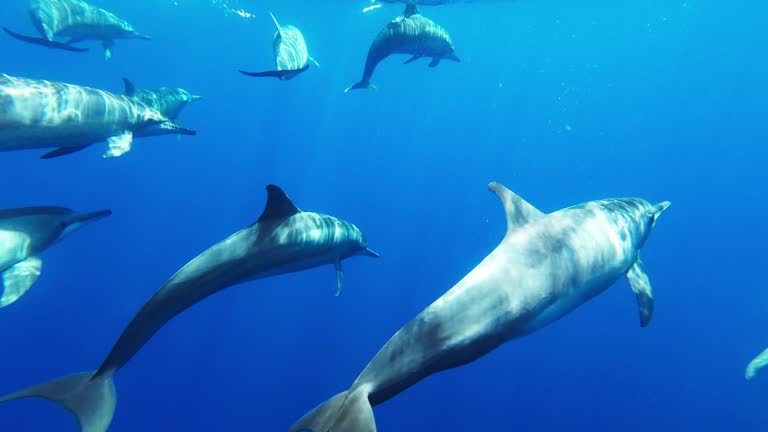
0,256,42,308
122,77,136,97
3,27,89,52
40,145,90,159
257,185,302,223
102,39,114,60
487,182,544,233
428,57,441,67
627,258,654,327
103,131,133,158
335,259,344,297
403,55,422,64
446,53,461,63
746,348,768,381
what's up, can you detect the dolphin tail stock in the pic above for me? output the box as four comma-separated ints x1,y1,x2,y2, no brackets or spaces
344,81,377,92
3,27,88,52
289,389,376,432
239,64,309,79
0,371,116,432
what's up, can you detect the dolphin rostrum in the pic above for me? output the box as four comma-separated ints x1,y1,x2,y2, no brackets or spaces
122,78,201,121
239,12,320,80
3,0,151,59
746,347,768,380
0,207,111,308
0,185,378,432
289,182,670,432
0,74,195,159
346,3,460,91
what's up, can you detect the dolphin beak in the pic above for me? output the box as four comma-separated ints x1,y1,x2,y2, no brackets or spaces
191,95,203,101
163,121,196,135
363,248,380,258
135,32,152,41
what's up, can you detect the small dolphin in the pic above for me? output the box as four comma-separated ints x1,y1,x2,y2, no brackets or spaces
346,3,459,91
0,74,195,159
0,185,378,432
122,78,201,121
289,182,670,432
3,0,151,59
239,12,320,80
0,207,111,308
746,347,768,380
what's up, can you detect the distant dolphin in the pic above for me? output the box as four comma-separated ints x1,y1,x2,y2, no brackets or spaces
239,12,320,80
289,182,670,432
0,74,195,159
3,0,151,59
122,78,201,120
0,185,378,432
746,347,768,380
346,4,459,91
0,207,111,308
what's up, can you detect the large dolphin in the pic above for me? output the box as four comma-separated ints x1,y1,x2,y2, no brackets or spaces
121,78,201,120
3,0,151,59
746,347,768,380
0,74,195,159
0,185,378,432
346,4,459,91
289,182,670,432
239,12,320,80
0,207,111,308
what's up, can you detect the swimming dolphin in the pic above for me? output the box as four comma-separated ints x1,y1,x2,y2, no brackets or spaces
122,78,201,120
746,347,768,380
0,207,111,308
346,4,459,91
239,12,320,80
3,0,151,59
0,185,378,432
0,74,195,159
289,182,670,432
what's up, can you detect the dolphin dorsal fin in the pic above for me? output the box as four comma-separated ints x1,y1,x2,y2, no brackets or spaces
404,2,419,17
122,78,136,97
257,185,301,223
488,182,544,233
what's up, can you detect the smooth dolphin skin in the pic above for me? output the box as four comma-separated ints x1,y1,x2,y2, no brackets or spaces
0,207,111,308
346,4,460,92
3,0,151,59
0,74,195,159
746,348,768,380
239,12,320,80
122,78,202,120
0,185,378,432
289,182,670,432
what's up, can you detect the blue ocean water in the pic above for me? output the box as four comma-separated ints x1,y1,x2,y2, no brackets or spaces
1,0,766,430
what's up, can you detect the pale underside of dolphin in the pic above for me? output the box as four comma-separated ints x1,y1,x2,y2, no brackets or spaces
746,347,768,380
121,78,202,121
0,74,195,159
289,182,670,432
346,4,460,92
0,207,111,308
3,0,151,59
0,185,378,432
239,12,319,80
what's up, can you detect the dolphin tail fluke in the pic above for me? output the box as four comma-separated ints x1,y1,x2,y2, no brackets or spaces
344,81,377,92
239,64,309,79
3,27,88,52
289,389,376,432
0,371,116,432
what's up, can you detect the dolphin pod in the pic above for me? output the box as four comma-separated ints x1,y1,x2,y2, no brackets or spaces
290,183,669,432
0,74,195,159
0,207,111,308
3,0,151,59
346,4,460,91
240,12,320,80
0,185,377,432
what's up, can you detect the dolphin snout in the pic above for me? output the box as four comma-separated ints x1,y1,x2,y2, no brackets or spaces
134,32,152,41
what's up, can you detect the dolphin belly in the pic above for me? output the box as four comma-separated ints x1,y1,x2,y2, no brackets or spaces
0,230,31,273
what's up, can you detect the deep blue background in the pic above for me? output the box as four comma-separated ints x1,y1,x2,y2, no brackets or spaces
1,0,767,430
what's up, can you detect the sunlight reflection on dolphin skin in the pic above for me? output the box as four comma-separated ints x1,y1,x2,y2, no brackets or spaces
0,230,31,272
30,0,146,42
746,348,768,380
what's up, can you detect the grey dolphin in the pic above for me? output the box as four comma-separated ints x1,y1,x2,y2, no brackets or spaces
346,4,459,91
0,207,111,308
746,347,768,380
3,0,151,59
0,185,378,432
289,182,670,432
122,78,201,121
239,12,320,80
0,74,195,159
